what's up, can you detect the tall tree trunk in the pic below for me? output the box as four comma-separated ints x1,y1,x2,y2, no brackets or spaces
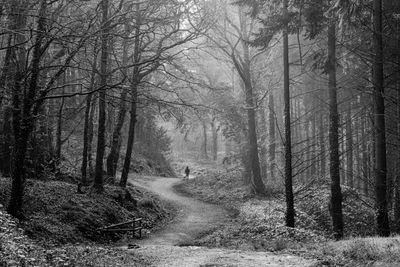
311,113,317,176
244,82,266,195
354,112,361,190
201,121,208,159
81,94,93,185
370,113,376,192
0,35,13,110
0,2,26,177
81,45,98,185
93,0,110,192
119,83,138,188
340,124,345,184
305,119,311,181
234,8,267,196
106,91,128,178
327,22,344,240
120,2,141,188
106,19,130,179
259,103,268,179
295,99,302,146
268,93,276,180
0,107,12,176
395,174,400,233
211,117,218,161
394,19,400,232
241,143,252,185
56,85,65,162
319,111,326,177
283,0,294,227
8,0,46,218
88,94,97,178
361,108,369,195
373,0,390,237
346,100,353,187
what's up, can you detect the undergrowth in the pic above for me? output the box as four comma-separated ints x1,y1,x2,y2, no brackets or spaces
0,208,150,266
314,236,400,265
177,167,397,265
0,177,174,246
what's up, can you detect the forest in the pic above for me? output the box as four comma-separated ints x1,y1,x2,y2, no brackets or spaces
1,0,400,266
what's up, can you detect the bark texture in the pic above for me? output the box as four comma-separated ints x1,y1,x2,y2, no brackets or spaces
94,0,110,192
373,0,390,237
120,2,141,188
106,19,130,179
8,0,46,218
327,22,344,240
283,0,294,227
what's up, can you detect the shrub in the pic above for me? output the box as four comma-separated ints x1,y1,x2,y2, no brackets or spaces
296,183,375,237
320,237,400,264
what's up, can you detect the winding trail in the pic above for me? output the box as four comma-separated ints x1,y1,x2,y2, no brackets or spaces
128,175,316,267
131,176,228,246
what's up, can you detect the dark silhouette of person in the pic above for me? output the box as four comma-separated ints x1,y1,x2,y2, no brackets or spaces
184,166,190,179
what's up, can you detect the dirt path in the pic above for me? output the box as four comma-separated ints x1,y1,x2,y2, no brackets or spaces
131,176,228,246
129,176,316,267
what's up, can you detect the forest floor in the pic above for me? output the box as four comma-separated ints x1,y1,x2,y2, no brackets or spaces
174,161,400,267
2,161,400,266
127,175,317,266
0,176,173,266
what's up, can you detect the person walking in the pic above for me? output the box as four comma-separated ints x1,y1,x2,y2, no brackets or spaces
184,166,190,179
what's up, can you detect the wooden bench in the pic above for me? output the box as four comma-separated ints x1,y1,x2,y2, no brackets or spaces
98,218,142,239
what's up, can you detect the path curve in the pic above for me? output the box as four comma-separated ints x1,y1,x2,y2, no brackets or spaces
129,175,316,267
130,176,228,246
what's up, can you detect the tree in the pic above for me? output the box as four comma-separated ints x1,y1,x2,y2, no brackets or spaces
268,93,276,180
8,0,49,217
204,0,268,195
327,20,344,240
234,0,297,224
81,43,99,185
282,0,295,227
119,1,141,188
373,0,390,237
119,0,207,187
106,14,131,179
3,0,94,217
237,9,267,195
93,0,110,192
